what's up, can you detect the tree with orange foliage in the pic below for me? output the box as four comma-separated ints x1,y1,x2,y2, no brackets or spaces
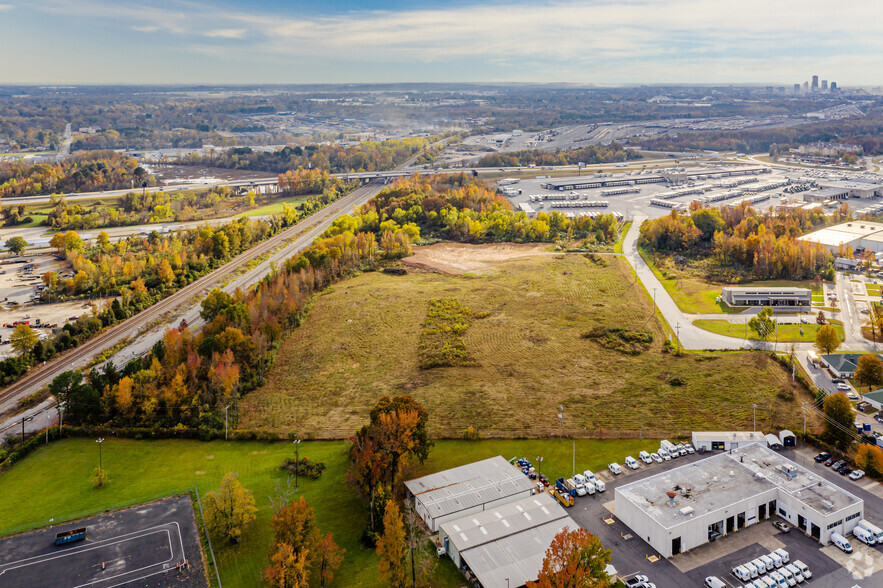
527,527,612,588
317,532,344,588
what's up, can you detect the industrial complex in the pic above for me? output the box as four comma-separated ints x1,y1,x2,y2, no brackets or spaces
614,443,864,558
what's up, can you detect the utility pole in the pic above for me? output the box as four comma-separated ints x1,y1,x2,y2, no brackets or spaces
558,404,563,438
753,404,757,432
675,322,681,354
293,439,301,489
572,439,575,477
21,415,33,442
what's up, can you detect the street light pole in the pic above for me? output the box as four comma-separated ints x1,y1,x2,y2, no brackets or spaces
293,439,301,489
96,437,104,487
21,415,33,441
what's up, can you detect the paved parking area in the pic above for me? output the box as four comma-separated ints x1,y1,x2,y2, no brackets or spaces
0,495,207,588
567,449,883,588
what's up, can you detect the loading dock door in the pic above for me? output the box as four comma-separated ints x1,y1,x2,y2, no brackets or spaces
672,537,682,556
811,523,821,541
737,512,746,530
712,441,725,451
759,504,767,520
798,515,807,532
726,516,735,534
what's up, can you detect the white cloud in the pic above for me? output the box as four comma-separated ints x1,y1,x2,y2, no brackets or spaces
0,3,14,10
203,28,246,39
131,25,160,33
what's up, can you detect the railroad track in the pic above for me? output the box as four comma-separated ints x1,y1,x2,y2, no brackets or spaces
0,180,384,407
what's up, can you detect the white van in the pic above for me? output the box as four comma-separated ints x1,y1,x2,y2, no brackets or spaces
582,469,596,483
624,456,639,470
594,479,606,492
778,566,796,586
743,561,759,578
658,449,671,461
791,561,811,580
767,552,783,568
853,525,876,545
769,570,788,588
857,519,883,543
750,558,767,575
639,450,653,464
831,532,853,553
608,463,622,475
704,577,726,588
773,548,789,564
784,563,804,583
573,473,586,485
759,577,777,588
660,439,678,456
758,555,775,572
583,480,596,495
733,565,752,582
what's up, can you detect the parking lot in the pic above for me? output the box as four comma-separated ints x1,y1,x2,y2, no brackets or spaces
560,447,883,588
0,495,208,588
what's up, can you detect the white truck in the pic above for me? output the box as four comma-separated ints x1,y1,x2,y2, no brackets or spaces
857,519,883,543
660,440,678,457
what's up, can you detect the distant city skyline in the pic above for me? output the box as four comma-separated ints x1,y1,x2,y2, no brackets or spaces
1,0,882,85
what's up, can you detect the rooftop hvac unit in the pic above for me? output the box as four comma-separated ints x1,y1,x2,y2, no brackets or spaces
821,500,834,511
680,506,695,516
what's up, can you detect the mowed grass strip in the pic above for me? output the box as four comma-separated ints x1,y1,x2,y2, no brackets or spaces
241,249,811,437
0,437,658,588
693,319,845,343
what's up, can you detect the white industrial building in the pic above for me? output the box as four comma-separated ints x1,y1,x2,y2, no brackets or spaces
691,431,766,451
799,220,883,254
438,492,577,588
615,443,863,558
404,456,535,532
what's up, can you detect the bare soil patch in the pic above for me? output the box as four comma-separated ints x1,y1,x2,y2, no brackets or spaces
401,242,551,275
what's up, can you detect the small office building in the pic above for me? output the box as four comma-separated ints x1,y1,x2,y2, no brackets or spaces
819,353,883,379
404,456,535,532
691,431,766,452
615,443,863,558
439,492,577,588
720,287,811,308
862,388,883,411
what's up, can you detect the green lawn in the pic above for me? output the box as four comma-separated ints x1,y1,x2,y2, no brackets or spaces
867,285,881,296
693,319,844,343
640,249,823,314
237,196,309,218
0,437,658,588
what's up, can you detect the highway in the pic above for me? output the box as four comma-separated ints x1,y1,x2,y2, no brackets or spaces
0,180,385,416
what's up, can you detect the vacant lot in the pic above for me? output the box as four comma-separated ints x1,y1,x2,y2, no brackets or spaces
693,318,845,343
241,245,811,437
0,437,657,588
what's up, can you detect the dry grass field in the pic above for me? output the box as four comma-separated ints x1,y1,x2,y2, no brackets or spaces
239,244,813,438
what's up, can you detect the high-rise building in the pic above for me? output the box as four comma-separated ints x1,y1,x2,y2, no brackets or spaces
831,82,838,91
812,75,819,90
803,81,809,91
793,83,801,93
822,80,828,90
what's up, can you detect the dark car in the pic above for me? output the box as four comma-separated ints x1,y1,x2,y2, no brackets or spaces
839,466,853,476
832,378,845,384
773,521,790,533
814,452,831,462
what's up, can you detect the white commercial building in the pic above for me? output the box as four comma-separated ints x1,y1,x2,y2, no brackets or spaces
799,220,883,254
439,492,577,588
404,456,535,532
615,443,863,558
691,431,766,452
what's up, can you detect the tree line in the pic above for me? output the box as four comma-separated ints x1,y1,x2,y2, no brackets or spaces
476,144,640,168
175,137,436,174
639,204,837,280
0,152,153,198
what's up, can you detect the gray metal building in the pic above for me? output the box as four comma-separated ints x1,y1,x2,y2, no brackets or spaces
720,286,811,308
404,456,536,532
438,492,577,588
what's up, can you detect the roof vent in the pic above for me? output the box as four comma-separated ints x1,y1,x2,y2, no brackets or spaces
821,500,834,511
666,491,677,506
729,471,735,477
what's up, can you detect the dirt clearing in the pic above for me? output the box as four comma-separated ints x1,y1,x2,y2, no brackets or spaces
401,242,552,275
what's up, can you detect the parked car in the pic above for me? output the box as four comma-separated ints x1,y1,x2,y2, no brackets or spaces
608,463,622,475
625,575,649,588
849,469,865,480
791,561,811,580
835,382,850,391
650,452,663,463
847,391,859,400
814,452,831,462
773,521,790,533
827,458,842,468
838,466,853,476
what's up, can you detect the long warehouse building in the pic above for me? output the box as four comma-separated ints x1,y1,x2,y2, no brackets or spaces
615,443,863,558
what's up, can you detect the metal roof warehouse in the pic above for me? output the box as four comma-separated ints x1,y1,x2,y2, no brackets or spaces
404,456,536,532
439,492,577,588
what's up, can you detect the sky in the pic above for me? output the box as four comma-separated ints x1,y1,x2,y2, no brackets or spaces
1,0,882,86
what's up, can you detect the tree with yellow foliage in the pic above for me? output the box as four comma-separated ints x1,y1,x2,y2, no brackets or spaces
204,472,257,544
377,499,407,588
